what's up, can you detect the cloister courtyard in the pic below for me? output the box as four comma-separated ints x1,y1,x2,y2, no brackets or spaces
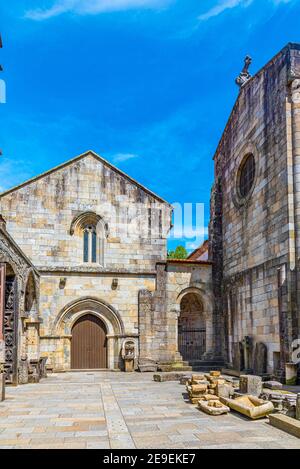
0,372,300,449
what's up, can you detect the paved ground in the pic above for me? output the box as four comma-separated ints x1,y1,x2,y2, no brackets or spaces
0,371,300,449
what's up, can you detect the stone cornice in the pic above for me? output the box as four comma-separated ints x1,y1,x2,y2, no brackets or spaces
36,266,157,276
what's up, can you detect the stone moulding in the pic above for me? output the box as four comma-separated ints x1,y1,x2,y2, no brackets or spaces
36,266,157,276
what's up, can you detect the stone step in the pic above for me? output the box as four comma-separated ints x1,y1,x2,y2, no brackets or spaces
191,366,223,372
187,360,225,367
158,365,193,372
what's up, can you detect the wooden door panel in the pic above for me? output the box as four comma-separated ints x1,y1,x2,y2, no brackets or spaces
71,314,107,369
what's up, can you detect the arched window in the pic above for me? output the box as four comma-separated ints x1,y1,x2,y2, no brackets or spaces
83,224,97,263
70,211,107,266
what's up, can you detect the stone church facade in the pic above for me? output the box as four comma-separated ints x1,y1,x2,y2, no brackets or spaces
0,151,213,386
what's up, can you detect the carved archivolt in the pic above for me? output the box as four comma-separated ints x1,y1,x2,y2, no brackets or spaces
52,296,125,336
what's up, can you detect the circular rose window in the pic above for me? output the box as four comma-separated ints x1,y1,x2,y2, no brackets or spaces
238,153,256,199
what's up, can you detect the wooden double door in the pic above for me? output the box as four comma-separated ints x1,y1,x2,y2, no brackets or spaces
71,314,107,369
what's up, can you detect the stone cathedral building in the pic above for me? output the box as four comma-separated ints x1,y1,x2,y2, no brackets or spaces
1,42,300,389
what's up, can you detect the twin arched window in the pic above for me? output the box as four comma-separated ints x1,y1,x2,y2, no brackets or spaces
70,212,106,266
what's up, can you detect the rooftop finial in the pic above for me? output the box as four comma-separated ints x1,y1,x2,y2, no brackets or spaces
235,55,252,89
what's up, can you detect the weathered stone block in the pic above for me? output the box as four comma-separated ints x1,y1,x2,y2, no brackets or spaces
285,363,298,386
269,413,300,438
190,384,207,394
198,400,230,416
264,381,283,390
216,383,234,399
153,372,189,383
240,375,262,397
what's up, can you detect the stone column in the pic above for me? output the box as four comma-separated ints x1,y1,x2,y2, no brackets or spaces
138,290,154,361
26,320,41,361
287,79,300,360
106,335,115,370
210,178,225,361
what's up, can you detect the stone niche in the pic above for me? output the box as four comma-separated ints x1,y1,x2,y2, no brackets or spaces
232,342,245,372
253,342,268,376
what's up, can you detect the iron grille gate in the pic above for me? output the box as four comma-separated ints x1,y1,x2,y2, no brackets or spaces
178,328,206,361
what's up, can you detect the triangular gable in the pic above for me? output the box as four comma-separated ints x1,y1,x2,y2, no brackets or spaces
0,150,172,207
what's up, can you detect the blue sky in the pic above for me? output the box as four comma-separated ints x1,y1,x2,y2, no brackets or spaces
0,0,299,251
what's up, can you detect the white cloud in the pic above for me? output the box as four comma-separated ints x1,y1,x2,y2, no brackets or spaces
198,0,247,21
25,0,172,21
198,0,293,22
112,152,139,163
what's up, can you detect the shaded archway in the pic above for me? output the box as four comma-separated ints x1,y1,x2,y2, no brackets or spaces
24,271,38,318
71,314,107,369
178,292,206,361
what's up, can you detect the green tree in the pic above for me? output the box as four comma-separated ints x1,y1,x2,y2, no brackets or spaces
168,245,188,260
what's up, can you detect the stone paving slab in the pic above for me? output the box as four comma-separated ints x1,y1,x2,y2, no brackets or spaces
0,371,300,449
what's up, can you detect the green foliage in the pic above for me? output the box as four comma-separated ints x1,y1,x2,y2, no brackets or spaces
167,245,188,260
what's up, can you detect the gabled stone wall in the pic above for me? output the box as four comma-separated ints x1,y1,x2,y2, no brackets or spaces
0,152,172,272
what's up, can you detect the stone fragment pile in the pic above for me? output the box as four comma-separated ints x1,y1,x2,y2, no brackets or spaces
261,389,299,418
186,371,236,415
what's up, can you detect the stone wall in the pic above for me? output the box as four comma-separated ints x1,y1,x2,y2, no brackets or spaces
139,260,213,365
210,44,300,377
39,272,156,370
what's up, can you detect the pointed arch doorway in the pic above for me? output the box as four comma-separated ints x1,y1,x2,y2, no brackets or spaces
71,314,107,369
